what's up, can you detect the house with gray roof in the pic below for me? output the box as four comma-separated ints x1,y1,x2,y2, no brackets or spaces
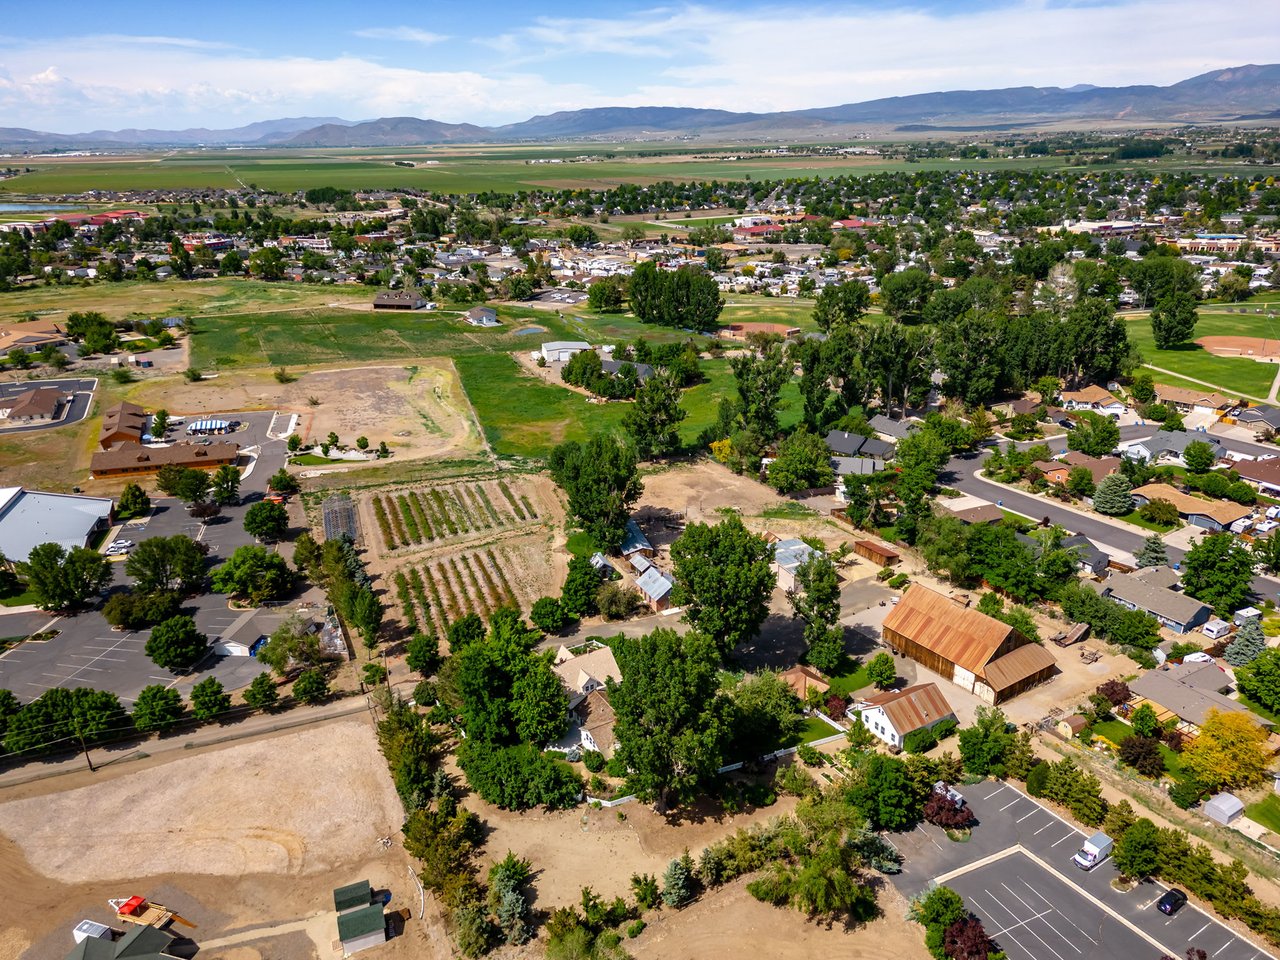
620,519,654,558
771,537,821,591
868,414,920,442
1236,405,1280,437
1123,430,1224,465
824,430,895,460
635,566,675,611
1128,661,1264,734
1087,568,1211,634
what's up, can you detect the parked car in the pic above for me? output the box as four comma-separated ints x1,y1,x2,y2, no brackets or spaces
1157,889,1188,916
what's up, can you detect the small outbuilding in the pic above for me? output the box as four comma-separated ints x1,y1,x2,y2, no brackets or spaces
853,539,900,567
1057,715,1089,739
1204,792,1245,826
334,880,386,956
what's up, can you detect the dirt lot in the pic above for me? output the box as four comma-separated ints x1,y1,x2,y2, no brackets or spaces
632,878,932,960
129,360,485,464
0,719,420,960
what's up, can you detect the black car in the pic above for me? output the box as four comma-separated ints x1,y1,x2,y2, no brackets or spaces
1157,889,1188,916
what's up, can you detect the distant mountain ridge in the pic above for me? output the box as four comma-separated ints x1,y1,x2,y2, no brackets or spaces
2,64,1278,149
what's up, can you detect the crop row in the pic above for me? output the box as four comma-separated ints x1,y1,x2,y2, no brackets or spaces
395,547,527,637
371,481,541,552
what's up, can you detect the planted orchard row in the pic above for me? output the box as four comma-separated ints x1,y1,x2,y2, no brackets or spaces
373,481,540,552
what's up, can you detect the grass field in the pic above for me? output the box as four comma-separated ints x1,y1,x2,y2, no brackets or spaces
1126,296,1280,400
1246,794,1280,834
6,141,1260,197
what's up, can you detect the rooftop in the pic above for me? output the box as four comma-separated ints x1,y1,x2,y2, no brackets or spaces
0,487,113,562
856,682,954,734
883,586,1021,677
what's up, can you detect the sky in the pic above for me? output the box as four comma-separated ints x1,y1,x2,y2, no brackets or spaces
1,0,1277,132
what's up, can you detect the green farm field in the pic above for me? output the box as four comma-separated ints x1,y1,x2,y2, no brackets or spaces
1125,294,1280,400
3,141,1261,196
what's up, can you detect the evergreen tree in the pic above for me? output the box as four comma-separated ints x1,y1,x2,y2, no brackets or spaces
661,851,697,907
1092,474,1134,516
1135,533,1168,568
1225,617,1266,667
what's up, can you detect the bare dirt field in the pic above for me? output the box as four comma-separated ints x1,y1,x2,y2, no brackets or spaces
638,460,805,524
129,359,485,463
0,719,427,960
1198,335,1280,360
632,877,933,960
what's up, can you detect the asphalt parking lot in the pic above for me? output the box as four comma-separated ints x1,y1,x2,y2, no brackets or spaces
0,407,297,705
892,781,1273,960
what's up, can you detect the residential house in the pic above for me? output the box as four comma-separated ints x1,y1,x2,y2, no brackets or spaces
620,519,654,559
1060,535,1111,577
1046,451,1121,486
1060,385,1127,415
0,486,114,563
99,400,148,449
1235,405,1280,438
1129,483,1250,532
372,289,427,310
91,441,239,479
1231,458,1280,495
635,566,675,612
831,457,887,494
1087,567,1211,634
1,387,67,423
824,430,895,460
941,502,1005,525
1128,660,1265,735
771,537,822,592
868,414,920,441
601,358,655,382
463,306,501,327
882,586,1057,703
577,689,617,756
553,644,622,709
779,664,829,700
1123,430,1224,466
333,880,387,956
1154,385,1234,416
848,682,957,749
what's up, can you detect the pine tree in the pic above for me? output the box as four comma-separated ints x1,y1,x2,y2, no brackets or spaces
662,851,696,907
1225,617,1267,667
1092,474,1134,516
1134,533,1168,568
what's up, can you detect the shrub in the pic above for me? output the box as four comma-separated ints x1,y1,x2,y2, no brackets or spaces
627,919,646,938
530,596,569,633
876,566,894,581
1025,760,1050,797
903,726,940,754
630,873,660,910
887,573,910,589
662,852,696,908
597,582,641,621
1118,735,1166,778
923,792,974,829
796,743,825,767
582,749,606,773
293,669,330,704
412,679,437,706
457,740,583,811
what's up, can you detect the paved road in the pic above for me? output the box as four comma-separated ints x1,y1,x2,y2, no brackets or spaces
892,781,1273,960
944,426,1280,602
0,377,96,435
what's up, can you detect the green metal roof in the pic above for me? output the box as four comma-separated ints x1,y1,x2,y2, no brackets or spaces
64,925,177,960
333,879,372,913
336,903,386,942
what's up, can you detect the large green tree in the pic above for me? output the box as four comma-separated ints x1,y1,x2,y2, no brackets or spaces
244,501,289,542
145,615,210,671
671,515,776,658
610,628,729,810
124,534,207,594
1181,532,1255,616
210,464,242,506
729,340,791,439
788,552,844,673
622,371,686,459
211,545,295,604
131,685,185,734
23,543,111,611
768,429,835,494
1068,411,1120,458
1236,648,1280,713
549,435,643,552
1150,292,1198,349
812,280,871,332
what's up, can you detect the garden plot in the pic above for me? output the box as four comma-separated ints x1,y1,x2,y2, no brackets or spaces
366,477,546,553
391,537,556,635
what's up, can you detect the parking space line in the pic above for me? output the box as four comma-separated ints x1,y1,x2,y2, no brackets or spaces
984,785,1006,800
1191,924,1211,940
1019,880,1098,945
1000,797,1022,811
1050,833,1076,847
1016,810,1039,823
976,889,1072,960
991,907,1054,938
1034,822,1056,836
1000,882,1084,953
1214,939,1236,956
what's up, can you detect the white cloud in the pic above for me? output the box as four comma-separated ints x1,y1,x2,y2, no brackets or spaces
0,3,1276,131
352,26,449,45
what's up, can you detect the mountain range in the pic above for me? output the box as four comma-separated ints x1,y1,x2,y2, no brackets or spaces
2,64,1278,150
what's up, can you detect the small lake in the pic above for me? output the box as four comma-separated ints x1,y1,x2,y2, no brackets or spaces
0,203,83,213
513,326,546,335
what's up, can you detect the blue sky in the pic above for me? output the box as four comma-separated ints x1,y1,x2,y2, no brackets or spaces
1,0,1276,131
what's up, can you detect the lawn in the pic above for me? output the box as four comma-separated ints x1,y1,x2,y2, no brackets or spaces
288,454,333,466
1115,509,1179,533
566,531,599,557
782,716,843,748
0,583,38,607
1089,719,1133,746
1246,794,1280,835
826,661,874,697
1239,692,1280,726
1125,308,1280,401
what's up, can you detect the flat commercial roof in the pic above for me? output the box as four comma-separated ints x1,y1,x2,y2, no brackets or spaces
0,487,113,563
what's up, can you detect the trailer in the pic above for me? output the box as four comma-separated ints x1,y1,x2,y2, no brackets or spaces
109,896,196,930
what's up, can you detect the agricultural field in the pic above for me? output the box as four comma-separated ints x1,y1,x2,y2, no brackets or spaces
1125,294,1280,400
358,474,562,634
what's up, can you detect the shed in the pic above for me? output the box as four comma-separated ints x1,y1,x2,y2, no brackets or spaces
620,519,654,558
336,903,387,955
853,539,900,567
1204,792,1245,826
1057,715,1089,739
334,879,373,913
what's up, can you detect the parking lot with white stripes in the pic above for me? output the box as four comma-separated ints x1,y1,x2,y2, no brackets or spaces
892,781,1273,960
